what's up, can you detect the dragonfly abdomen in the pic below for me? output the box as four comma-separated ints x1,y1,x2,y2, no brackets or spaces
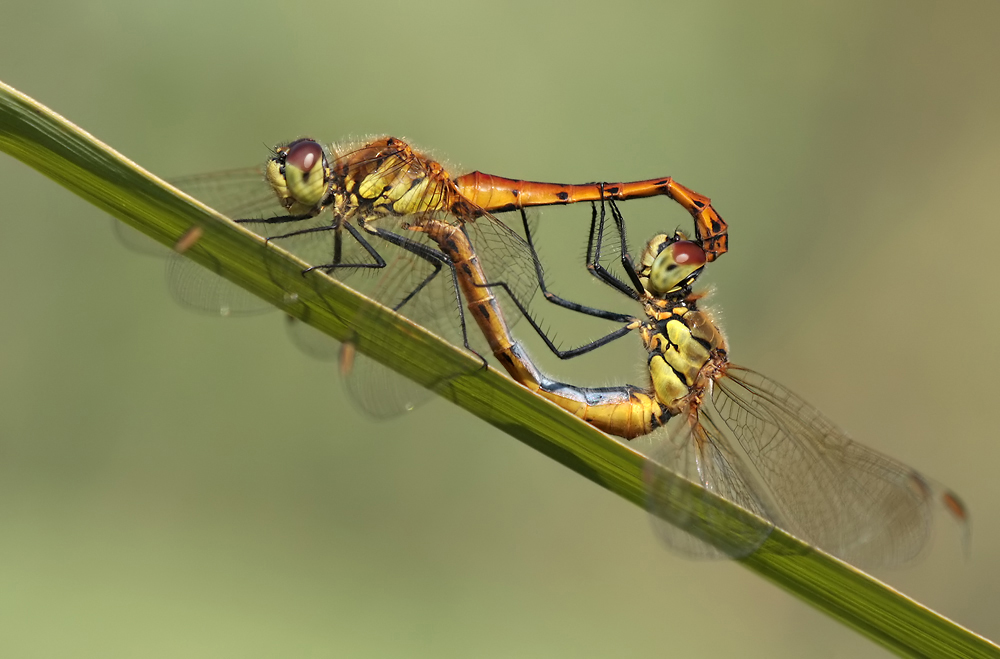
505,344,670,439
453,172,729,261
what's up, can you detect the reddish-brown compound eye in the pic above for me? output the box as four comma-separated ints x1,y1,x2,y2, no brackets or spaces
649,238,707,294
286,139,324,173
670,241,707,267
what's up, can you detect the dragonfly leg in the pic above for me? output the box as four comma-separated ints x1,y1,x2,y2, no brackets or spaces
302,222,385,275
353,220,488,370
471,254,640,360
585,196,644,297
297,221,389,274
460,205,644,360
235,213,312,225
352,219,448,312
518,207,637,318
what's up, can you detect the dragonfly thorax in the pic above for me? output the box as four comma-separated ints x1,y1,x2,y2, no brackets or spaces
333,137,476,221
642,304,728,415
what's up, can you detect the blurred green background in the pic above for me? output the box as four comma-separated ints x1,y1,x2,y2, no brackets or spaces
2,1,999,656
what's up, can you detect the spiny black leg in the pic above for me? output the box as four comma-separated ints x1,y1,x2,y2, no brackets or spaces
236,213,312,226
608,199,644,295
586,197,641,299
475,207,641,358
301,221,389,273
584,197,597,262
356,221,488,369
393,257,441,313
341,221,387,268
289,217,486,370
269,224,335,241
245,214,388,274
518,208,635,320
343,220,449,313
475,273,641,359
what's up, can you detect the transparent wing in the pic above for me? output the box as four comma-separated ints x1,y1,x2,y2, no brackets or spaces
644,366,967,567
708,365,961,568
112,221,173,258
369,212,540,340
113,166,286,314
165,166,338,315
285,319,433,419
342,348,438,419
164,255,274,316
463,209,541,325
644,413,776,560
112,223,275,316
111,157,464,417
327,221,480,416
169,167,279,220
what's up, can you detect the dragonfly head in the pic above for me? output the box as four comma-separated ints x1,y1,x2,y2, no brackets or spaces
640,232,707,297
265,138,332,215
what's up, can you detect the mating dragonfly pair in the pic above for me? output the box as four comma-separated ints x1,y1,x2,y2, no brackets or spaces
128,136,967,568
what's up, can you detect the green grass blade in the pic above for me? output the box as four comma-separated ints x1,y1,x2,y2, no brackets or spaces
0,80,995,658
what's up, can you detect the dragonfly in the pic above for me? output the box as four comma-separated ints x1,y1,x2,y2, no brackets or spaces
415,195,969,568
119,136,728,417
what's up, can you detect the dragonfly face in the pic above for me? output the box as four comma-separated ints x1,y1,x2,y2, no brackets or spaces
264,138,333,216
637,232,708,296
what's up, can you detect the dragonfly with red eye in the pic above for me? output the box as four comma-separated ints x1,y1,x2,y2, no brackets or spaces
420,197,969,567
118,136,728,417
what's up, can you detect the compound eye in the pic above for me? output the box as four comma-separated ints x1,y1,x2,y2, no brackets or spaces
670,241,707,268
280,139,328,210
286,139,324,174
648,240,706,294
